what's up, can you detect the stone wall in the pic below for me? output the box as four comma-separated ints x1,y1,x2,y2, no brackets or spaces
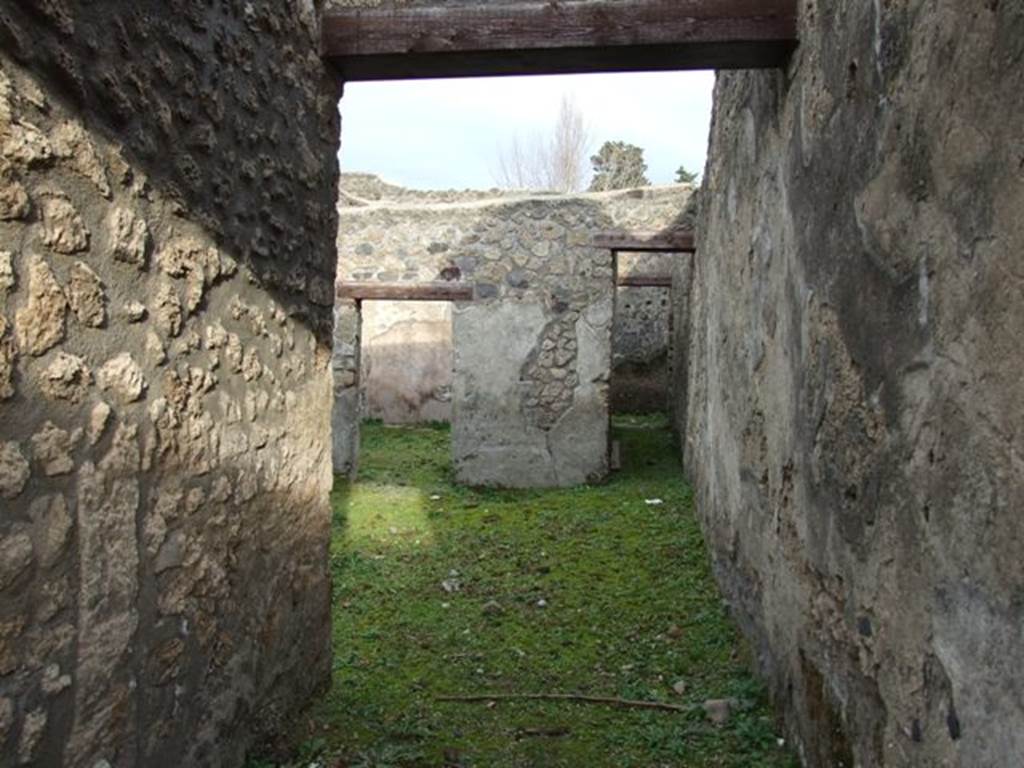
335,182,692,485
0,3,340,766
341,172,519,207
360,301,453,424
676,2,1024,765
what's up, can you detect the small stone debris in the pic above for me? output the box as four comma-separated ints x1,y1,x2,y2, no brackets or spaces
671,680,688,696
482,600,504,617
644,498,664,506
123,301,147,322
703,698,737,726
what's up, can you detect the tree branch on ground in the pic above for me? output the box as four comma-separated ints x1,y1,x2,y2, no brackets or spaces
437,692,695,714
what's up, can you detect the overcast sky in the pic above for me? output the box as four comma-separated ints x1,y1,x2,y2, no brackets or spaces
338,71,716,191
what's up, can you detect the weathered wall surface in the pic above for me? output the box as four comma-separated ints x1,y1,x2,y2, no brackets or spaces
336,182,691,485
669,254,695,443
450,199,611,488
679,2,1024,766
332,299,361,479
360,301,452,424
0,3,340,766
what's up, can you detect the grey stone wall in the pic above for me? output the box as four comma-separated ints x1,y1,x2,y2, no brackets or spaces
0,2,340,766
669,255,695,443
336,182,692,486
676,2,1024,766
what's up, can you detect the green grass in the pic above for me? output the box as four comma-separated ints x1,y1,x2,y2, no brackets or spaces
253,417,797,768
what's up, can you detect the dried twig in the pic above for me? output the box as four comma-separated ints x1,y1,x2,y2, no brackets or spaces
436,692,695,714
516,726,571,739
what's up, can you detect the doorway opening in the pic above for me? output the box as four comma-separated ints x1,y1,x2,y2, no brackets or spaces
264,3,803,764
259,67,798,766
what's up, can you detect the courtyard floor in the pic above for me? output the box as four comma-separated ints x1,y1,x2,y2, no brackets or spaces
254,416,797,768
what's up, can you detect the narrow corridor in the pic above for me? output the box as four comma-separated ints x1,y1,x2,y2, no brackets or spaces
253,417,797,768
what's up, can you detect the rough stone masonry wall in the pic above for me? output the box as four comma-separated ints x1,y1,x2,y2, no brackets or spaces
0,3,340,766
676,2,1024,766
337,184,692,486
340,172,519,206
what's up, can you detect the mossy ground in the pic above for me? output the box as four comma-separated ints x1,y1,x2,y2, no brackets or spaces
253,416,797,768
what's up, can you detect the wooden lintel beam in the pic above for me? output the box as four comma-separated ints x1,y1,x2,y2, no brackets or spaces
336,282,474,302
594,230,697,253
323,1,798,81
617,275,673,288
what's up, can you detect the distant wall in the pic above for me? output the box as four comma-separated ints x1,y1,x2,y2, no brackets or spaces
675,2,1024,765
360,301,452,424
341,172,519,206
335,180,693,485
0,3,339,766
612,252,675,414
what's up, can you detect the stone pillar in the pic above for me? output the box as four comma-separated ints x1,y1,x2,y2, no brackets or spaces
332,299,361,477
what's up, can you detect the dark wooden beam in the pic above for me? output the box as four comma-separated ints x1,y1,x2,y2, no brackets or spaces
323,1,798,81
618,275,673,288
593,230,697,253
336,282,474,302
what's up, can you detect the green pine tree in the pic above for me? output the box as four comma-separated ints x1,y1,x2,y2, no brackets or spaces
589,141,650,191
675,165,699,184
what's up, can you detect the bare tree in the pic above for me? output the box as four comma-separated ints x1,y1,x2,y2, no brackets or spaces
494,134,547,191
547,96,589,192
493,96,591,192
